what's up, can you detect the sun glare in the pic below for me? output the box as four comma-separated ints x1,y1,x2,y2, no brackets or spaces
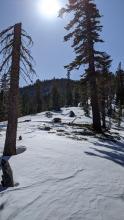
38,0,61,18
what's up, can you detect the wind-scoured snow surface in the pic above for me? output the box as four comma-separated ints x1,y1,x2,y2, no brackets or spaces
0,107,124,220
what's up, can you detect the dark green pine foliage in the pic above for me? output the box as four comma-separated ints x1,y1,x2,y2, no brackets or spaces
65,72,73,107
0,90,4,121
21,92,30,115
80,73,90,117
51,85,61,111
116,63,124,127
73,84,80,106
0,74,9,121
59,0,104,132
35,79,43,113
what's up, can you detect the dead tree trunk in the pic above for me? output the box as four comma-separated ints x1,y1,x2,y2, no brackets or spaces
3,23,22,156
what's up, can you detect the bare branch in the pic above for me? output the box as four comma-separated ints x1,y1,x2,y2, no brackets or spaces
21,45,34,62
0,25,36,84
20,67,32,84
0,53,12,72
21,30,33,46
21,53,36,75
0,33,13,46
0,25,14,38
0,42,13,55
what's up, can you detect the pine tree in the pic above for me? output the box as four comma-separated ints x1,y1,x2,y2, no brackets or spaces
116,63,124,127
21,92,30,115
65,72,73,107
0,74,9,121
0,90,4,121
51,84,61,111
0,23,35,156
59,0,104,132
73,84,80,106
35,79,43,113
96,52,112,129
80,73,90,117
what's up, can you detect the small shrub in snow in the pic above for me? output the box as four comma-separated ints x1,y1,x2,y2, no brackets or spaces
24,119,31,122
39,126,51,131
53,118,62,123
69,111,76,117
45,112,53,118
19,136,22,141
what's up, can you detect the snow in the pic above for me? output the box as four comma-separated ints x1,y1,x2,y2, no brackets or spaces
0,107,124,220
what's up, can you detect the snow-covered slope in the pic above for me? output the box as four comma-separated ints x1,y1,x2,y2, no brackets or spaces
0,107,124,220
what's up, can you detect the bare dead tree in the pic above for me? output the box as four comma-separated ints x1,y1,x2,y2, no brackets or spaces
0,23,36,156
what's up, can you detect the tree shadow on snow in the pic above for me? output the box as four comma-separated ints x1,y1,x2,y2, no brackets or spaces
16,146,26,155
85,139,124,167
0,146,26,167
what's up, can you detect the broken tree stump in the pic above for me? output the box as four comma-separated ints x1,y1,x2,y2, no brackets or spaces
1,159,14,187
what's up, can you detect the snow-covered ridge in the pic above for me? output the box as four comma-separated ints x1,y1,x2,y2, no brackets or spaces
0,107,124,220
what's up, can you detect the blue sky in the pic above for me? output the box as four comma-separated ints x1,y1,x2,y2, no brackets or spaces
0,0,124,85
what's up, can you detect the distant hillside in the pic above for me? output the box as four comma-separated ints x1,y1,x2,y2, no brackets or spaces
20,78,79,96
19,78,81,116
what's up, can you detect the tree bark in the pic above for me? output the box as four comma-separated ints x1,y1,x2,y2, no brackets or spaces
89,75,102,132
86,16,102,133
101,99,106,129
3,23,22,156
88,48,101,132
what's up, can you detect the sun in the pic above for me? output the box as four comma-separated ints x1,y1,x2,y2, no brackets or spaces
38,0,61,18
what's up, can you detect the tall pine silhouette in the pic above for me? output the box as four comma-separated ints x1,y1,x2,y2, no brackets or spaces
59,0,104,132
